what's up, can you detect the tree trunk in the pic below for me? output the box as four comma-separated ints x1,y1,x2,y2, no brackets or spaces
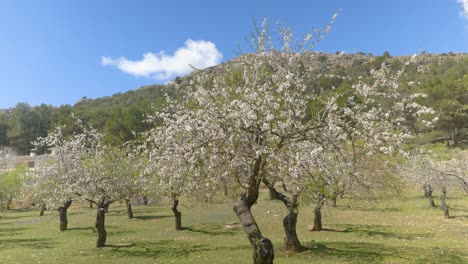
6,196,12,210
234,197,274,264
283,206,301,252
58,199,72,231
330,190,339,207
40,203,46,216
268,180,276,200
95,199,108,248
224,184,229,196
171,198,182,230
427,184,436,207
89,201,93,208
230,156,274,264
311,196,325,232
268,188,275,200
143,196,148,206
423,183,429,198
125,198,134,219
281,181,288,193
232,156,274,264
440,186,450,219
312,206,322,231
263,178,302,252
104,203,110,213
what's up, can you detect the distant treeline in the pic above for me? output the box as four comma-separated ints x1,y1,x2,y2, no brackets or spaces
0,52,466,155
0,85,177,154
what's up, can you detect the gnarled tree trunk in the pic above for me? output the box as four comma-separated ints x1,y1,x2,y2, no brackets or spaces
263,178,302,252
423,183,429,198
234,196,274,264
125,198,134,219
233,156,274,264
95,198,109,248
330,195,337,207
268,180,276,200
330,190,340,208
40,203,46,216
171,197,182,230
58,199,73,231
6,196,12,210
440,186,450,219
426,184,436,207
282,201,301,252
143,196,148,206
311,195,325,232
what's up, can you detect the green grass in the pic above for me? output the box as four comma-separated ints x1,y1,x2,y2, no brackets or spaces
0,192,467,264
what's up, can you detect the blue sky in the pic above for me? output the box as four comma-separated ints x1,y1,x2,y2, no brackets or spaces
0,0,467,109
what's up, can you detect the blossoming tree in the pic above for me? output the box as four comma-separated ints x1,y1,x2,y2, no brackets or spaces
31,121,144,247
145,18,434,264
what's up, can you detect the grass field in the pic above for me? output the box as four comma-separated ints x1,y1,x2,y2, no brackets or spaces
0,191,467,264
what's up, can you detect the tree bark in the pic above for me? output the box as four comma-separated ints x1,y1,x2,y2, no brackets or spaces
234,197,274,264
426,184,436,207
125,198,134,219
233,156,274,264
171,198,182,230
268,188,275,200
143,196,148,206
6,196,12,210
282,204,301,252
104,203,110,213
339,191,345,199
58,199,73,231
330,190,340,207
89,201,93,208
440,186,450,219
263,178,302,252
281,181,288,193
95,198,108,248
423,183,429,198
311,195,325,232
40,203,46,216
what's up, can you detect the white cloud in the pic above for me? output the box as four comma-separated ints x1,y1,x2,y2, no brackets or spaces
458,0,468,18
102,39,222,80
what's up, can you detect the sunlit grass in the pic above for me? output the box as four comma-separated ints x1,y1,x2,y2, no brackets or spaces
0,191,467,263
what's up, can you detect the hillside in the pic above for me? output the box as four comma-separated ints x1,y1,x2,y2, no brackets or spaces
0,52,467,154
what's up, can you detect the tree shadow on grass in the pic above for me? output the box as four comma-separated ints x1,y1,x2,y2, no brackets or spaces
99,240,210,258
133,215,172,221
0,227,26,232
0,238,56,249
100,240,250,259
451,214,468,219
0,227,26,237
0,214,33,221
68,226,135,236
67,211,87,216
6,209,33,213
68,226,95,232
185,224,239,236
301,241,467,264
345,207,403,213
331,224,434,240
320,227,352,233
301,241,386,263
